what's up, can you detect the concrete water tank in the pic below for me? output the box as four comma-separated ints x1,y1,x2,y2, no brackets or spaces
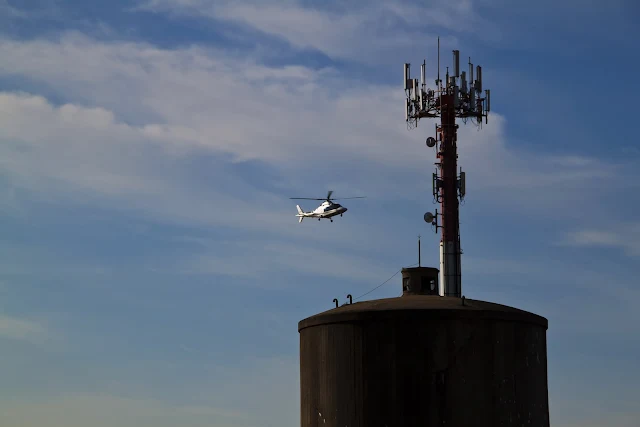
298,267,549,427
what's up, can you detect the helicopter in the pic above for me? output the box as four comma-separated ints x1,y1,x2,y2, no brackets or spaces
290,190,366,223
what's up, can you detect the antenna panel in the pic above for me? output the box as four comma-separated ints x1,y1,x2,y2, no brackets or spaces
469,59,474,84
452,50,460,77
405,98,410,121
404,63,410,91
454,85,459,108
476,65,482,92
421,61,426,87
469,88,476,112
486,89,491,112
459,171,466,197
460,71,467,93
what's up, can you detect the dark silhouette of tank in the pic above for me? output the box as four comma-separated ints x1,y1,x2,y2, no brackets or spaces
298,267,550,427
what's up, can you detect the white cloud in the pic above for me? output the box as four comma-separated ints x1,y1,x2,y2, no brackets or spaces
0,30,633,289
0,92,164,194
561,224,640,257
0,31,625,226
0,86,419,283
214,0,626,57
564,230,622,247
0,314,46,342
134,0,498,62
0,90,293,233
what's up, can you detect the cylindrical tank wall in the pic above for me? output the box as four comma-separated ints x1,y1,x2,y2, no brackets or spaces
299,310,549,427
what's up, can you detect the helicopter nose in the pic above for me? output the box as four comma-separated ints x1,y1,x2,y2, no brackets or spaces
342,207,348,212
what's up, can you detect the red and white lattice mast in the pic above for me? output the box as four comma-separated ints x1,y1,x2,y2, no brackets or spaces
403,39,490,297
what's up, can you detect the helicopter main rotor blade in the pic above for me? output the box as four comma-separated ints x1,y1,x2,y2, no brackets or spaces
331,196,367,200
326,190,333,200
289,197,325,200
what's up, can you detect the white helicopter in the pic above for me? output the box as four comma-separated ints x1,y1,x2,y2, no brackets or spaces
290,190,366,223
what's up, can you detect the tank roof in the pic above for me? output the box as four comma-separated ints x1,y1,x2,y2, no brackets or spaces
299,296,547,331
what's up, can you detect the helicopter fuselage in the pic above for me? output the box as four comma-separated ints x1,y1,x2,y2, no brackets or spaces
295,201,347,222
290,191,364,223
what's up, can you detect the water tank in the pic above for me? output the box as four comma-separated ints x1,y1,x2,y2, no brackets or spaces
298,267,549,427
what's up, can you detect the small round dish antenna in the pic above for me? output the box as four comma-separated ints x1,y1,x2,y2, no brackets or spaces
426,137,436,147
424,212,434,223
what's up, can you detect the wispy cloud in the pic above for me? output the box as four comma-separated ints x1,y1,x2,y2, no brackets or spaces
560,224,640,257
136,0,637,58
0,314,46,342
0,0,27,19
0,91,291,233
563,230,622,247
134,0,498,62
0,32,629,228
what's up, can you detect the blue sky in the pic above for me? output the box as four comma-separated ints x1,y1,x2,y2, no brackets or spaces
1,0,639,426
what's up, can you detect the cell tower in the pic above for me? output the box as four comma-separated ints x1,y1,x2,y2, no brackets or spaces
403,38,490,298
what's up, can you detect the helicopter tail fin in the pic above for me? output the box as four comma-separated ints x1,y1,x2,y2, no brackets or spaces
296,205,304,223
